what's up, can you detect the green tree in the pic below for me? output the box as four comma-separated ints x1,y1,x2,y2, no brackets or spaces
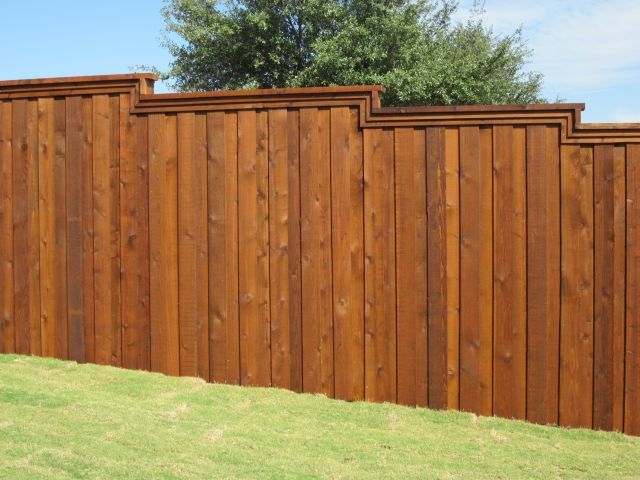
159,0,545,106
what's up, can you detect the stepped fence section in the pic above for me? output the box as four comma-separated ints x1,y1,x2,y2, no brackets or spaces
0,74,639,434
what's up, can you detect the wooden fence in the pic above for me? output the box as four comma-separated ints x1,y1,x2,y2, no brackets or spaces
0,74,639,434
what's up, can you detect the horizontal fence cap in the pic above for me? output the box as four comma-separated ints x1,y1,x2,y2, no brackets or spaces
0,73,158,89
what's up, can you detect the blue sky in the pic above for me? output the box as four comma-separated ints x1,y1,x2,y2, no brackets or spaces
1,0,638,122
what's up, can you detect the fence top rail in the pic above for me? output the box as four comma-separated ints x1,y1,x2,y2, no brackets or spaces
0,73,585,112
0,73,576,111
0,73,159,88
1,73,639,142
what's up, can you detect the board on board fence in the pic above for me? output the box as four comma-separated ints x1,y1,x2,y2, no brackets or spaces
0,74,639,435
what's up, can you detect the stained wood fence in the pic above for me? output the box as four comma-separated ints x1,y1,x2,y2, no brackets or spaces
0,74,639,434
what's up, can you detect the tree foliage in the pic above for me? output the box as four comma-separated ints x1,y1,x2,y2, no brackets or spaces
160,0,545,105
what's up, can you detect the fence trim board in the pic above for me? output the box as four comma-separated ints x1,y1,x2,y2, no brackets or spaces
1,74,638,143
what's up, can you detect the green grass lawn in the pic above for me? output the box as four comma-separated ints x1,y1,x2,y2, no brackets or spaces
0,355,638,479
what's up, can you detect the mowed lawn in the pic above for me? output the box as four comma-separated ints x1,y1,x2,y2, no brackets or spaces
0,355,638,479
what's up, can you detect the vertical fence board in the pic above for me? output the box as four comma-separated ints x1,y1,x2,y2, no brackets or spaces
364,128,396,402
300,108,334,395
526,125,560,424
612,146,626,432
287,109,303,393
426,127,448,409
66,96,85,362
119,96,137,369
93,95,121,366
395,127,426,406
256,111,271,387
81,97,95,363
415,129,429,408
238,110,271,387
560,145,594,429
395,127,415,406
38,97,57,358
120,103,150,371
178,112,197,377
208,111,240,384
492,125,527,419
178,113,209,379
331,107,364,401
53,98,67,359
12,100,27,354
593,144,626,431
207,111,225,383
269,108,292,389
108,96,121,365
593,144,614,427
626,144,640,435
459,126,493,416
120,99,151,371
27,100,40,356
0,102,13,354
195,114,210,379
149,113,180,375
445,127,460,410
13,99,40,355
